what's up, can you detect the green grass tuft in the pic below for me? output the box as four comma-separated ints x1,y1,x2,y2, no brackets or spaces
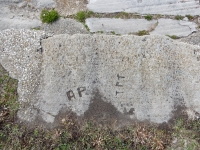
166,35,179,39
175,15,184,20
75,11,94,23
40,9,59,24
137,30,149,36
185,14,194,20
145,15,153,21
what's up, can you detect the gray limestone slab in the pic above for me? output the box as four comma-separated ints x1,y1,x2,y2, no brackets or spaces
86,18,157,34
0,3,41,30
0,17,41,30
150,19,197,37
87,0,200,15
1,29,200,126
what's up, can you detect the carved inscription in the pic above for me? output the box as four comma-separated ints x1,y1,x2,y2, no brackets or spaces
77,87,86,97
116,74,125,95
66,90,75,101
66,87,86,100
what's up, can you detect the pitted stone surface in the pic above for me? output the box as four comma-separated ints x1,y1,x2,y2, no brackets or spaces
41,18,89,35
1,30,200,125
86,18,157,34
40,35,200,123
87,0,200,15
0,29,46,122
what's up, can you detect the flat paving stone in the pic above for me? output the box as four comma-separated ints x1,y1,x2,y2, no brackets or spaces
150,19,197,37
87,0,200,15
86,18,157,34
0,17,40,30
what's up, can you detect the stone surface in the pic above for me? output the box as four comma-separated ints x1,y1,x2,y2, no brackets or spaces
87,0,200,15
41,18,89,35
150,19,197,37
179,32,200,47
31,0,56,8
1,29,200,126
55,0,87,16
0,3,41,30
86,18,157,34
0,29,46,122
0,2,88,34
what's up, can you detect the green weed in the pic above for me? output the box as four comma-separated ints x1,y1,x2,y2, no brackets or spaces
40,9,59,23
175,15,184,20
75,11,94,23
145,14,153,21
137,30,149,36
185,14,194,20
111,31,116,35
166,35,179,39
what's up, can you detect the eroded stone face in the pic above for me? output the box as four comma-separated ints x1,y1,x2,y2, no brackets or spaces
1,29,200,126
40,34,200,124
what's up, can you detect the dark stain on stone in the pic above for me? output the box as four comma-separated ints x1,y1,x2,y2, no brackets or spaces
128,108,135,115
168,105,187,126
142,37,147,41
83,90,132,126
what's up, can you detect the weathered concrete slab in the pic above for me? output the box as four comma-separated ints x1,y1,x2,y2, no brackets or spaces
0,3,41,30
86,18,157,34
1,29,200,126
87,0,200,15
150,19,197,37
0,17,41,30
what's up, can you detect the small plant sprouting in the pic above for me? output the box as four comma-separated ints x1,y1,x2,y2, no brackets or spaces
75,11,94,23
40,9,59,24
137,30,149,36
98,31,103,34
175,15,184,20
111,31,116,35
145,15,153,21
84,24,90,31
185,14,194,20
76,11,86,23
166,35,179,39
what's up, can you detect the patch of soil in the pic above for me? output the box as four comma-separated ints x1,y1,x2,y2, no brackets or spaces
55,0,88,16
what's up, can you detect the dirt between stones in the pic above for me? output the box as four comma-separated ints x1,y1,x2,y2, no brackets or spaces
55,0,88,16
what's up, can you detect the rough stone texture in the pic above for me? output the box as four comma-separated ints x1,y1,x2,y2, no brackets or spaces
179,32,200,47
39,34,200,124
55,0,87,16
1,30,200,126
150,19,197,37
86,18,157,34
87,0,200,15
41,18,89,35
31,0,56,8
0,29,46,122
